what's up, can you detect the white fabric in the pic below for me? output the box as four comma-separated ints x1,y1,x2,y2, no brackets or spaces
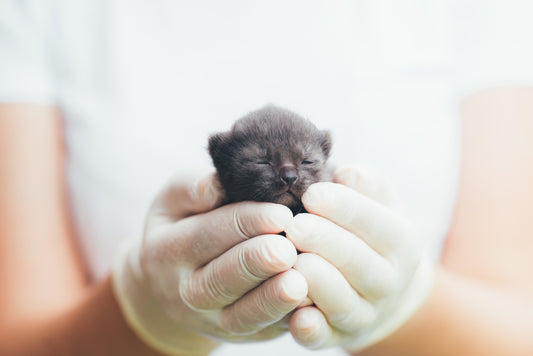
2,1,533,354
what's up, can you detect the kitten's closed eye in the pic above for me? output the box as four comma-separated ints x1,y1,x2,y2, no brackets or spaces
208,104,332,214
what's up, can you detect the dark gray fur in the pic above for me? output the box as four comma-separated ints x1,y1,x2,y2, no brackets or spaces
208,105,332,214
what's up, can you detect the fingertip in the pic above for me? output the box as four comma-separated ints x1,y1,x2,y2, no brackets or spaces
333,164,402,209
289,307,330,349
262,203,294,231
301,182,338,213
192,172,224,208
230,202,293,241
261,235,298,271
333,164,361,188
301,183,321,211
155,171,223,219
284,214,319,248
292,252,325,281
278,269,308,304
290,307,320,336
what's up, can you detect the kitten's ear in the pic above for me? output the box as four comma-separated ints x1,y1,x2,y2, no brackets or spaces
208,132,230,163
320,130,332,157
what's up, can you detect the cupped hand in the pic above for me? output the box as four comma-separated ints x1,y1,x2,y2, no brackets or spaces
113,173,308,355
285,165,433,351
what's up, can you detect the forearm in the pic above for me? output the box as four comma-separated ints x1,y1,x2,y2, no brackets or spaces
351,265,533,356
353,87,533,356
0,276,169,356
0,106,166,355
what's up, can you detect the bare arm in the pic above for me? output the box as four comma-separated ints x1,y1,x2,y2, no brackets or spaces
356,87,533,355
0,104,163,355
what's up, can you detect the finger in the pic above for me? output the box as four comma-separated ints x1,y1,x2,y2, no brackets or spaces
333,165,401,209
286,214,397,300
219,269,308,335
150,172,223,222
289,306,332,349
293,253,375,333
181,235,297,310
302,182,416,258
298,296,314,308
147,201,293,267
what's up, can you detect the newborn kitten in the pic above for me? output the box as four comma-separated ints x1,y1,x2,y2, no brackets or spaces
208,105,332,214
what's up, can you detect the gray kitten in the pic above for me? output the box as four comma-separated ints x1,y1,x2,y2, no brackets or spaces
208,105,332,214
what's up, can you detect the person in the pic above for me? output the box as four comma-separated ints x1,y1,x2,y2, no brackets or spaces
1,1,532,355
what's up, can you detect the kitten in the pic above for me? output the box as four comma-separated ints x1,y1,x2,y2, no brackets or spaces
208,105,332,214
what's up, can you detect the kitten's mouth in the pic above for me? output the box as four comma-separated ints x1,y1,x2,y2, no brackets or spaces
274,190,300,206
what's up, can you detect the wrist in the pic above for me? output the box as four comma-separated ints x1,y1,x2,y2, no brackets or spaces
112,242,219,356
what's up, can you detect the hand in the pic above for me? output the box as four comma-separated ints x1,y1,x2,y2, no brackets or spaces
112,173,308,355
285,165,433,351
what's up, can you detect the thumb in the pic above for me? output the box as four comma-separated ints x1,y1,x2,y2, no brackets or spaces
151,172,224,221
333,165,402,210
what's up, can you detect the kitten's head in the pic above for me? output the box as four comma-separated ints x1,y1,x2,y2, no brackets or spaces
208,105,332,213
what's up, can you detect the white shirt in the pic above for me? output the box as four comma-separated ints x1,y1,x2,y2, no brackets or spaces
1,1,532,355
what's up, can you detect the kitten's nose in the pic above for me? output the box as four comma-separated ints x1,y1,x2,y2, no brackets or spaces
280,165,298,186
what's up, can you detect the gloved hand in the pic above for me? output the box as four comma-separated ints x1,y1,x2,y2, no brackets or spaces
112,173,308,355
285,165,434,352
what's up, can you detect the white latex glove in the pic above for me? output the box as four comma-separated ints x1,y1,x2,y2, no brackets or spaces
285,165,434,352
112,173,308,356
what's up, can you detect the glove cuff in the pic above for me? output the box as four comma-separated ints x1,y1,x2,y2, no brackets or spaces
112,241,217,356
345,254,435,352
